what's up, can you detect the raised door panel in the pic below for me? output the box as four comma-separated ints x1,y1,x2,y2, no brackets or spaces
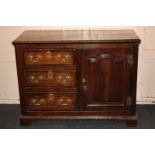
81,48,132,111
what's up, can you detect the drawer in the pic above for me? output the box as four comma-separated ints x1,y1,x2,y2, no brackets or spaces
26,91,77,111
24,49,75,65
24,69,77,87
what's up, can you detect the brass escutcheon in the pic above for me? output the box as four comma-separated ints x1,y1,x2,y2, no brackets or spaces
48,93,55,101
45,51,52,58
47,71,53,80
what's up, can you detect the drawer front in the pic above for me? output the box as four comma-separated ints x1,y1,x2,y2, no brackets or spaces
24,69,76,87
24,50,75,65
26,92,77,111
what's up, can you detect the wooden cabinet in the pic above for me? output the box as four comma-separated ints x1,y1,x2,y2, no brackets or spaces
13,30,140,127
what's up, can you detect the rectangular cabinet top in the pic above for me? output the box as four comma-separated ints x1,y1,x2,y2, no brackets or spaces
13,30,141,44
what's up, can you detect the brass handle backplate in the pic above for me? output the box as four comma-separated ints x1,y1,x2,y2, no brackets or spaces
29,74,45,83
30,97,46,106
30,94,73,106
57,97,73,105
27,54,43,63
56,74,73,85
55,54,71,62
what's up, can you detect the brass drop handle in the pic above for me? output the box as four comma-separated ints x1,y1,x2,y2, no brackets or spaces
30,97,46,106
62,55,72,62
63,98,73,105
57,98,72,105
56,54,71,62
29,74,44,83
34,98,46,106
27,54,43,63
57,75,72,81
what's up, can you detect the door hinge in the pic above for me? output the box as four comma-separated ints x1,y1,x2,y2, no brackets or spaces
127,54,134,65
127,96,132,105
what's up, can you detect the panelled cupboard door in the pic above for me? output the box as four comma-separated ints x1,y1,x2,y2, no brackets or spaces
81,48,133,111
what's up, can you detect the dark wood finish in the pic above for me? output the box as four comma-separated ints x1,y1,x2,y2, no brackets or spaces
13,30,140,127
81,49,131,111
24,69,76,87
20,114,137,127
26,91,77,111
24,50,74,65
13,30,140,44
125,119,137,127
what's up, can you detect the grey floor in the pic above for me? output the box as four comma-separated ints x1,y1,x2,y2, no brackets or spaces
0,104,154,129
